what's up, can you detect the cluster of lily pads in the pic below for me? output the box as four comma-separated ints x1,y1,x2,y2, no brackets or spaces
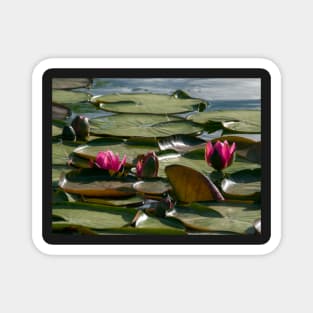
52,78,261,235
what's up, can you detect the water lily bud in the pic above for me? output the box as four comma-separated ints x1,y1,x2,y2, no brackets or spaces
93,150,127,175
62,125,76,141
136,152,159,178
205,140,236,171
71,115,90,140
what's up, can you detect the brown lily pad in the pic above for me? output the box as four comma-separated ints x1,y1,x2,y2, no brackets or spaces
165,164,224,203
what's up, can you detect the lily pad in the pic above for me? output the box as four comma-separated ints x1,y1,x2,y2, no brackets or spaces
188,110,261,133
91,92,207,114
254,218,261,234
59,169,137,197
52,104,71,120
52,90,90,104
52,141,80,165
52,165,71,186
158,135,206,153
168,202,260,234
52,202,136,230
221,169,261,200
52,78,92,90
52,222,99,235
73,137,159,165
52,125,63,137
133,179,172,195
165,165,224,202
90,114,203,138
82,195,144,207
133,211,186,234
63,102,107,120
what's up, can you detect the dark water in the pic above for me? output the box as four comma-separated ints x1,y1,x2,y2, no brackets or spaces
79,78,261,111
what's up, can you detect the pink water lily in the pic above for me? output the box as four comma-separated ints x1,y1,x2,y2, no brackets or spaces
92,150,127,173
205,140,236,171
136,152,159,178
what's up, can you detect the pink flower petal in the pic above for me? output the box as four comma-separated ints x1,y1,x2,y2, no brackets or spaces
205,141,214,164
118,154,127,171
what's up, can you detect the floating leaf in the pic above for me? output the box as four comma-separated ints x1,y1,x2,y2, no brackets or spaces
91,92,207,114
52,222,98,235
90,114,203,138
221,169,261,200
82,195,144,207
59,169,137,197
133,179,172,195
53,202,136,230
188,110,261,133
52,125,63,137
52,78,92,90
254,218,261,234
52,141,80,165
168,202,260,234
52,189,68,204
158,135,206,153
52,104,71,120
165,165,224,202
52,90,90,104
134,211,186,234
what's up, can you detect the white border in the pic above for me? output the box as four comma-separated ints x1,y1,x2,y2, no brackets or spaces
32,58,281,255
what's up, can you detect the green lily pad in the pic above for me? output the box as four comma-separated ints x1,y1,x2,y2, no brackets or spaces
188,110,261,133
52,78,92,90
63,102,104,117
52,222,99,235
168,202,260,234
52,202,136,230
254,219,261,234
52,141,80,165
221,169,261,200
52,125,63,137
52,165,71,186
91,92,207,114
52,90,90,104
52,189,68,204
133,211,186,234
73,137,159,165
133,178,172,195
158,134,206,153
59,168,137,197
90,114,203,138
81,195,144,207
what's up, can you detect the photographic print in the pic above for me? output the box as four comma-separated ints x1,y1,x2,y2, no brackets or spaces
50,76,263,239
